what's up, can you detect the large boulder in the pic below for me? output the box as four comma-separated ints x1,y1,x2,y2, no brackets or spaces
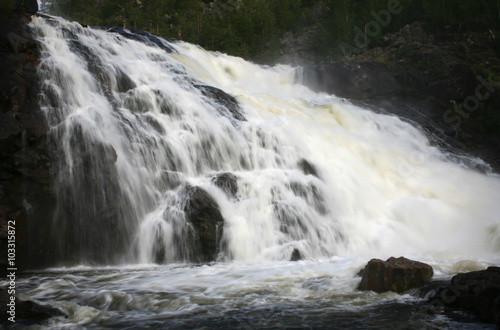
357,257,434,293
430,266,500,327
182,185,224,262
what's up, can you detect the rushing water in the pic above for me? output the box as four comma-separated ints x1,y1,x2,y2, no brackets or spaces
4,15,500,328
16,259,496,329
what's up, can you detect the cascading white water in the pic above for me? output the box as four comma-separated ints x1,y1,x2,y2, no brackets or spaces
31,15,500,267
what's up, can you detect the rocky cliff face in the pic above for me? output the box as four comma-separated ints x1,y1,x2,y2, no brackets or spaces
0,0,55,270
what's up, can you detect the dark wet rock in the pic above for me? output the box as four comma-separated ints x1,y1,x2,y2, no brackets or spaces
211,172,238,199
288,181,326,215
16,299,65,322
106,26,176,53
195,84,245,122
47,122,132,265
61,28,132,107
357,257,434,293
299,62,403,100
182,185,224,262
160,170,184,190
0,289,64,325
0,1,57,269
274,201,305,235
64,122,118,169
14,0,38,15
429,266,500,327
115,68,136,93
407,279,449,299
297,159,319,177
290,248,302,261
0,112,22,148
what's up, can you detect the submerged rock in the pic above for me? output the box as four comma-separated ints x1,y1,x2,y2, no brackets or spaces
16,299,65,322
107,26,176,53
195,84,245,122
290,248,302,261
297,159,319,177
211,172,238,199
0,290,64,326
357,257,433,293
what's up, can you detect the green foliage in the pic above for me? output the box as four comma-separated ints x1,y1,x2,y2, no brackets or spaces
43,0,500,63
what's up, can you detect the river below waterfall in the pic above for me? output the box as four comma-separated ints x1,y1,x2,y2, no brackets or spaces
2,15,500,328
15,258,497,329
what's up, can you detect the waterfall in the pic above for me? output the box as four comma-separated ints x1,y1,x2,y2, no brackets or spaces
31,16,500,266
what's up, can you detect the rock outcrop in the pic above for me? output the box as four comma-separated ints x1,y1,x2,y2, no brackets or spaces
195,84,245,122
430,266,500,327
357,257,434,293
300,62,402,100
0,0,56,269
182,185,224,262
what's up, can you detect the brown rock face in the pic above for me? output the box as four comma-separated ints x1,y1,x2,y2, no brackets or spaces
357,256,434,293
